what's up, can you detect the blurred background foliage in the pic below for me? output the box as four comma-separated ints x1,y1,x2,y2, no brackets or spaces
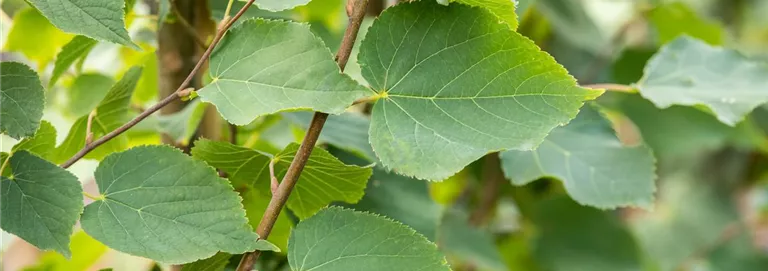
2,0,768,270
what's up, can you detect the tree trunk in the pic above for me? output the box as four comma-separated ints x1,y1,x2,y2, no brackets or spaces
158,0,219,145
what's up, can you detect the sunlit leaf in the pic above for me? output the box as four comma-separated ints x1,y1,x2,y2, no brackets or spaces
191,140,372,219
199,18,369,125
65,73,115,117
4,8,72,68
637,36,768,126
500,106,656,209
288,207,451,271
241,190,293,251
55,67,142,163
26,0,138,48
80,145,277,264
180,252,231,271
454,0,518,29
23,231,109,271
648,3,723,45
1,151,83,258
50,36,98,87
360,1,601,180
12,121,57,160
243,0,311,12
1,62,45,139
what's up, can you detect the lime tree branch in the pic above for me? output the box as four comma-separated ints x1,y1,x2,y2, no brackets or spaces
234,0,371,270
59,0,258,169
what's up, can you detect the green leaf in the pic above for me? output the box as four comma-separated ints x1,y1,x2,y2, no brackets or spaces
359,1,601,180
50,36,98,87
12,121,57,160
191,140,372,219
631,174,738,271
242,190,293,251
1,62,45,139
288,207,450,271
1,151,83,258
536,0,605,53
500,106,656,209
199,18,370,125
80,145,277,264
284,112,376,162
4,8,73,68
648,3,723,45
453,0,518,30
156,99,207,145
54,67,142,163
637,36,768,126
708,232,768,271
611,94,735,163
438,208,507,271
532,197,644,271
243,0,311,12
22,231,109,271
65,73,115,117
350,168,443,241
26,0,138,48
180,252,232,271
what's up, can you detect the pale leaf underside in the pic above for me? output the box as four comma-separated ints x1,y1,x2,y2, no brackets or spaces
638,36,768,126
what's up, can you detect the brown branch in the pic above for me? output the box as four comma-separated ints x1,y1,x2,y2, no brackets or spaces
59,0,259,169
469,153,504,226
234,1,370,270
229,123,238,145
169,0,208,49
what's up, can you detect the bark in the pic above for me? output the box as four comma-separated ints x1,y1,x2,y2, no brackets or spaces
158,0,218,144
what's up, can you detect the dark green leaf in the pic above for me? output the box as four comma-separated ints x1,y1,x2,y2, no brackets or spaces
80,145,277,264
180,252,232,271
284,112,375,162
359,1,601,180
288,207,451,271
65,73,115,117
1,62,45,139
26,0,138,48
55,67,142,163
192,140,372,219
500,106,656,209
199,18,369,125
533,197,643,271
12,120,57,160
350,168,443,241
1,151,83,258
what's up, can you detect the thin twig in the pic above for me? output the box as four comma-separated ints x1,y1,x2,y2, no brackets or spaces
234,1,370,270
269,158,279,195
169,0,208,49
60,0,259,169
582,83,636,93
85,110,97,146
